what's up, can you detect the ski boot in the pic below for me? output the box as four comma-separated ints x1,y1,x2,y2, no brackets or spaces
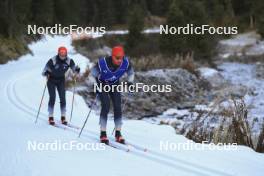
61,116,68,125
100,131,109,145
115,130,125,144
48,117,55,125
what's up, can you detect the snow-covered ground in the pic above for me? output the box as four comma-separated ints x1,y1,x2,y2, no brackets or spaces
149,62,264,134
72,27,160,40
199,62,264,122
218,31,264,58
218,63,264,129
0,35,263,176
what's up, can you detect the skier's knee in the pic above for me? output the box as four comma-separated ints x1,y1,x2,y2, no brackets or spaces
101,102,110,114
48,98,55,106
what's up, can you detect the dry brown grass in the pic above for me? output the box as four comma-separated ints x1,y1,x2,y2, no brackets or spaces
183,96,264,152
179,52,197,75
212,97,264,152
131,53,197,73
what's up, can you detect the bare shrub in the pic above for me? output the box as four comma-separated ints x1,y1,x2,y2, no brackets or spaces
183,96,264,152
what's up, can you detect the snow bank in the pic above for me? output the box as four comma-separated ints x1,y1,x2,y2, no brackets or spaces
218,31,264,58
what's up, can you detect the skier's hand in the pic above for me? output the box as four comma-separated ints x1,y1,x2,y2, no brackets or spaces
88,94,98,108
43,70,51,78
75,66,80,74
127,82,135,95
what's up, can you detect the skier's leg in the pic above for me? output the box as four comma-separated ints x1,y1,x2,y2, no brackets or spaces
110,91,122,130
110,90,125,143
57,80,66,116
98,91,110,131
47,80,56,117
98,91,110,144
57,80,67,124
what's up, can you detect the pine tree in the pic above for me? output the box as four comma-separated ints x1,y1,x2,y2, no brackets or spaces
146,0,170,16
0,0,9,37
53,0,81,25
5,0,32,38
126,4,145,49
253,0,264,37
79,0,94,25
182,0,214,59
112,0,128,24
160,0,215,59
160,0,187,55
30,0,54,26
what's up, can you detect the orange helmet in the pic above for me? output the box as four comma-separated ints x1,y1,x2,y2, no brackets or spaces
58,46,67,56
112,46,124,65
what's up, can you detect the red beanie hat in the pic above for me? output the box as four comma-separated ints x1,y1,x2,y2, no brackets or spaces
112,46,124,58
58,46,67,55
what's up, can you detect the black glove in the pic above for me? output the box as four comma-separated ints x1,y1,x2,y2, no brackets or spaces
75,66,80,73
44,70,51,77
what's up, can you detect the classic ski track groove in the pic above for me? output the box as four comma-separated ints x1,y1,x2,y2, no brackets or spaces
5,77,131,154
5,72,234,176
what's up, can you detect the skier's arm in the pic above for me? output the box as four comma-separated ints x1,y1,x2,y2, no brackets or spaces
87,63,100,93
42,59,53,76
90,63,100,84
127,62,135,84
69,59,80,74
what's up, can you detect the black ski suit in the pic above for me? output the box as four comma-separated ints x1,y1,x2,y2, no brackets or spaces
42,55,79,117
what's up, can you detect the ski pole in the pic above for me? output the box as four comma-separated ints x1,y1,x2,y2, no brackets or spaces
70,76,77,122
79,94,98,138
35,78,48,124
111,93,129,135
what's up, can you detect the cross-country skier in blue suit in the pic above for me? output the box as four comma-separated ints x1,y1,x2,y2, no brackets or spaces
90,46,135,144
